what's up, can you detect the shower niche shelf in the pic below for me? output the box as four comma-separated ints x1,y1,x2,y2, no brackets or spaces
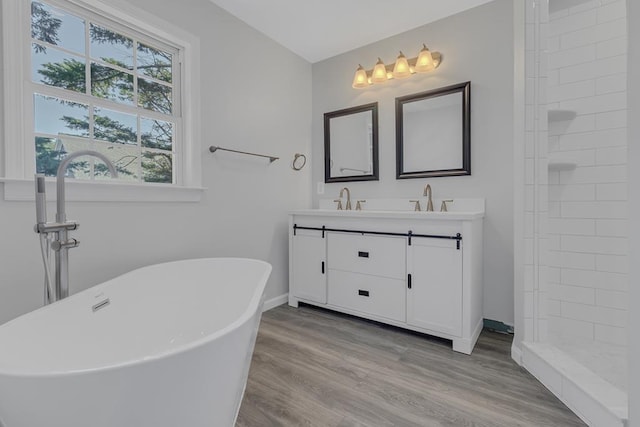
548,160,577,171
548,109,577,122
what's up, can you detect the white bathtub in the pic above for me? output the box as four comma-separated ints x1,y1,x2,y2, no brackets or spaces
0,258,271,427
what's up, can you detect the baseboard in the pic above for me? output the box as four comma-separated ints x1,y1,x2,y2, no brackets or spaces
262,294,288,312
522,342,627,427
511,343,523,366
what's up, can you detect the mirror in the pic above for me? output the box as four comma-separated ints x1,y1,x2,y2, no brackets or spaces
396,81,470,179
324,102,378,182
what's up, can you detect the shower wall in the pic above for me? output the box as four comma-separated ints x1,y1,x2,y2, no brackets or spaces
546,0,628,390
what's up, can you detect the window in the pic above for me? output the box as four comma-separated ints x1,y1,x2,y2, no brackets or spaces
2,0,202,201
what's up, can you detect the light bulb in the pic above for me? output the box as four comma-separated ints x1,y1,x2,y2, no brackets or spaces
415,44,435,73
371,58,388,84
352,64,369,89
392,51,411,79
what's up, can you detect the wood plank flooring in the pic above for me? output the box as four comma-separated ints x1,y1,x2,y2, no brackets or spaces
236,304,585,426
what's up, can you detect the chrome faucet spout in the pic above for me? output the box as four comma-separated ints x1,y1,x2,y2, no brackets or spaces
339,187,352,210
56,151,118,223
423,184,434,212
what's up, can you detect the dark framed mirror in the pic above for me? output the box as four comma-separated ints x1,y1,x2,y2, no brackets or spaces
396,81,471,179
324,102,379,183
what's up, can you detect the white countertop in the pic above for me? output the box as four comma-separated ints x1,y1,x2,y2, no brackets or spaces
290,209,484,220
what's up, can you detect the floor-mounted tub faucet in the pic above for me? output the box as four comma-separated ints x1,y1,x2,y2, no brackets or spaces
35,150,118,304
423,184,434,211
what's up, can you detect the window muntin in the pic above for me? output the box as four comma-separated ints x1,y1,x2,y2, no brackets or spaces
29,0,179,184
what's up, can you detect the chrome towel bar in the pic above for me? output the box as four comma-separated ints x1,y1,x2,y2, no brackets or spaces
209,145,278,163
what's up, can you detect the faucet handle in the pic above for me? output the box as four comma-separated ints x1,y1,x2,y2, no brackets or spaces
409,200,421,211
440,199,454,212
333,199,343,210
356,200,366,211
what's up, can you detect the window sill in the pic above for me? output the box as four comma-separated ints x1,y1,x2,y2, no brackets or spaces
0,178,205,202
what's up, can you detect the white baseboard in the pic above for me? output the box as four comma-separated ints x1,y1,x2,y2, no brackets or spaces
262,293,288,312
511,343,523,366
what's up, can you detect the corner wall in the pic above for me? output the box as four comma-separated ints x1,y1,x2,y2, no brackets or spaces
0,0,312,324
311,0,515,325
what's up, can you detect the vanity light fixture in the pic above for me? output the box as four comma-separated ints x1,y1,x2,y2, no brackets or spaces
351,44,442,89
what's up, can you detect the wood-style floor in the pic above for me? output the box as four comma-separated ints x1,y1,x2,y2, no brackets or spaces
236,304,585,427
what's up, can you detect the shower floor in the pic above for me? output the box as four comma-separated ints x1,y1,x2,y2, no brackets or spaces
549,332,628,393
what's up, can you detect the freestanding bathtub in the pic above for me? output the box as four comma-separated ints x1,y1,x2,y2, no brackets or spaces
0,258,271,427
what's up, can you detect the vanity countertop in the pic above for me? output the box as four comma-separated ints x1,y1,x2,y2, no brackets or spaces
290,209,484,220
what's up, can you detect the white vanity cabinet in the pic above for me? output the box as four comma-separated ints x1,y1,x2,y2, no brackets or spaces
288,207,484,354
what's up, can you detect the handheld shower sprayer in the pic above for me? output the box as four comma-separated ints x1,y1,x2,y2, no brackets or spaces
35,174,47,229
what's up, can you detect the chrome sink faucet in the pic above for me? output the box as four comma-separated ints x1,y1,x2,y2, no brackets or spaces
423,184,434,211
339,187,352,210
35,150,118,304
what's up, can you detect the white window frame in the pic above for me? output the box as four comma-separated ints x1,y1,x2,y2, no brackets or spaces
1,0,203,202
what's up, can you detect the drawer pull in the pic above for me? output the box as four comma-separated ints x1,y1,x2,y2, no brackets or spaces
358,251,369,258
358,289,370,297
321,261,325,274
408,273,412,289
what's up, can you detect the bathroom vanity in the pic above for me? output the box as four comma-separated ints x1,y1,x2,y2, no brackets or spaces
288,203,484,354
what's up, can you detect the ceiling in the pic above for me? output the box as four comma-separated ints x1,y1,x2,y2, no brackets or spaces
208,0,496,63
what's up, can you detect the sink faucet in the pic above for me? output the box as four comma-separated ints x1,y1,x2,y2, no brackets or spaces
423,184,434,212
35,150,118,304
339,187,352,210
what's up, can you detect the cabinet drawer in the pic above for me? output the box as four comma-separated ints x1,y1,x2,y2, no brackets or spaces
328,270,405,322
327,233,406,279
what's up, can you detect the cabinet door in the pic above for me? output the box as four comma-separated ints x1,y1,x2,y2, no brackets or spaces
292,230,327,304
407,238,462,337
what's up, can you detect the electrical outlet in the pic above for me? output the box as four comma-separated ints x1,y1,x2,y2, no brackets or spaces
317,182,325,195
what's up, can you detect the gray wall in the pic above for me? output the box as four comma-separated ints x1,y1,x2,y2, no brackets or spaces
311,0,515,325
0,0,312,324
627,0,639,424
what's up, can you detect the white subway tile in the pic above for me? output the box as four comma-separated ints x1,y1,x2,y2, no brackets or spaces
548,217,596,234
595,18,627,41
548,200,561,217
596,289,627,309
548,298,561,316
548,266,561,283
525,291,534,318
524,265,534,291
596,146,628,166
552,284,596,305
549,183,596,202
559,55,626,84
559,91,627,115
596,254,628,273
548,150,596,167
561,235,628,255
548,35,560,52
595,324,627,346
548,69,559,86
561,252,598,270
596,183,628,201
526,186,535,212
525,212,534,238
547,80,595,103
525,238,534,264
562,268,628,290
569,0,598,14
549,114,595,136
595,306,626,327
558,128,627,150
596,109,627,128
549,170,560,185
596,218,628,236
561,301,595,322
548,234,561,251
597,36,627,59
525,158,535,185
596,0,627,24
559,26,597,50
526,23,536,51
550,8,569,21
549,9,596,37
549,45,596,69
552,316,594,340
559,165,627,185
561,200,627,218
